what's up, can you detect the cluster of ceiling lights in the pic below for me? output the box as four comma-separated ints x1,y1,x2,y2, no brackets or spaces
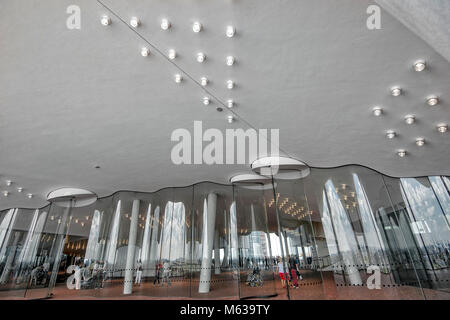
372,60,447,158
335,184,358,210
2,179,33,199
100,15,237,124
267,194,313,220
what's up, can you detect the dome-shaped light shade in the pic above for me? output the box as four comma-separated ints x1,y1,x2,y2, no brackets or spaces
197,52,206,63
161,19,171,30
168,49,176,60
426,96,439,106
226,26,235,37
373,107,382,116
193,21,202,33
252,156,310,179
101,15,111,26
226,56,235,66
203,97,210,105
405,115,415,125
227,100,234,108
397,150,407,157
130,17,140,28
437,123,448,133
415,138,425,146
386,130,396,139
414,61,426,72
391,87,402,96
200,77,208,86
141,47,150,57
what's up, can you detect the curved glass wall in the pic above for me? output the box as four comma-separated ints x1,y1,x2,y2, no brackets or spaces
0,166,449,300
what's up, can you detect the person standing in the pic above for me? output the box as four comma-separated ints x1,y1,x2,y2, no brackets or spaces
289,256,299,289
135,259,143,285
153,261,161,286
162,260,171,286
277,258,286,288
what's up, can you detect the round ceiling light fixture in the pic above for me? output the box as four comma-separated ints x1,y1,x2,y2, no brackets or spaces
251,156,310,179
226,56,235,66
227,115,234,123
426,96,439,106
229,174,274,190
203,97,210,105
197,52,206,63
372,107,383,116
47,188,97,208
3,191,8,197
6,180,12,186
227,80,234,89
226,26,235,38
397,149,407,157
413,60,426,72
437,123,448,133
130,17,140,28
141,47,150,57
415,137,425,146
161,18,171,30
405,115,415,125
27,193,33,199
386,130,396,139
200,77,208,86
101,15,111,26
17,187,23,193
168,49,176,60
391,87,402,96
227,100,234,108
174,74,183,83
192,21,202,33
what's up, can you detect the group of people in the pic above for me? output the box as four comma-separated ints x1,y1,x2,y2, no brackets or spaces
134,259,172,286
277,255,302,289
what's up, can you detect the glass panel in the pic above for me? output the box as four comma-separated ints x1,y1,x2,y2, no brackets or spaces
400,177,450,299
190,183,237,299
234,183,277,299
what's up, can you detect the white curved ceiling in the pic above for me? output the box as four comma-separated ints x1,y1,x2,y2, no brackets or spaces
0,0,449,210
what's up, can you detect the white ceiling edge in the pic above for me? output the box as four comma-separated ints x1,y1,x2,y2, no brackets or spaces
376,0,450,62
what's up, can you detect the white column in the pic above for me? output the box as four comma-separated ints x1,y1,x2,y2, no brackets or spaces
199,193,217,293
229,202,239,267
214,231,221,274
123,199,140,294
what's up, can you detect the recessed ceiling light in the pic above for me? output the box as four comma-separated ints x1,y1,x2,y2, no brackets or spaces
203,97,210,105
413,60,426,72
397,149,407,157
101,15,111,26
415,138,425,146
226,26,235,37
437,123,448,133
391,87,402,96
130,17,140,28
405,115,415,125
6,180,12,186
386,130,396,139
174,74,183,83
226,56,235,66
161,18,171,30
141,47,150,57
372,107,383,116
17,187,23,193
27,193,33,199
227,115,234,123
193,21,202,33
227,100,234,108
227,80,234,89
3,191,8,197
426,96,439,106
168,49,176,60
200,77,208,86
197,52,206,63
